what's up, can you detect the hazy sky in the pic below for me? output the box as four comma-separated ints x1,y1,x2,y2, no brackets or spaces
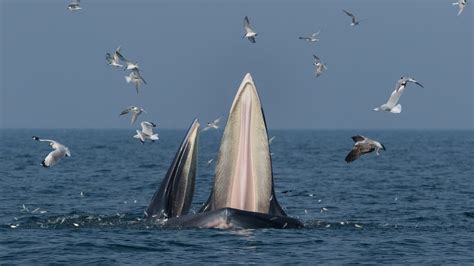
0,0,472,129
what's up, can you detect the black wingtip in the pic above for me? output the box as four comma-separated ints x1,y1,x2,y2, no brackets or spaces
32,136,39,141
41,161,49,168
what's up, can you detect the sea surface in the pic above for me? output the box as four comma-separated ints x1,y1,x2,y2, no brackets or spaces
0,129,473,264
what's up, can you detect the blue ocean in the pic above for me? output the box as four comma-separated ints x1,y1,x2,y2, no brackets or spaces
0,129,473,264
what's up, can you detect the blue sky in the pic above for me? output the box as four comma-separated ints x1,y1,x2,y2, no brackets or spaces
0,0,472,129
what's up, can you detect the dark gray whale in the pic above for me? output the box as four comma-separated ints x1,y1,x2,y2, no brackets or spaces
145,73,303,229
145,119,200,220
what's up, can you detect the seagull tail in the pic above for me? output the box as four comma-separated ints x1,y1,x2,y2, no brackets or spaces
125,76,132,83
373,107,381,112
150,134,159,141
390,104,402,114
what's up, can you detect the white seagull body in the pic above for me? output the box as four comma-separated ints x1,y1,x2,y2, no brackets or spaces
120,106,146,124
106,46,123,68
374,77,424,114
299,31,320,43
452,0,468,15
32,136,71,167
342,9,363,26
345,135,386,163
243,16,258,43
134,121,159,144
125,69,147,94
67,0,82,11
202,117,221,131
313,55,327,77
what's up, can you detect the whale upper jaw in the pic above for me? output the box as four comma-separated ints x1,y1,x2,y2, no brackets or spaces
201,73,286,216
145,119,200,220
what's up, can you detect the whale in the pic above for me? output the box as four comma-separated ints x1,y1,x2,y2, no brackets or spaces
145,73,303,229
145,119,200,220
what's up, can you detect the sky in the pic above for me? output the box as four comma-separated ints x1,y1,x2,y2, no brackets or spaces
0,0,472,129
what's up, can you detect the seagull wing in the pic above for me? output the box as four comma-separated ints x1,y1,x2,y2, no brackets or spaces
244,16,252,31
43,148,67,167
343,10,354,19
131,112,138,124
141,121,155,136
32,136,56,144
385,88,403,107
120,106,133,115
248,36,256,43
345,143,374,163
115,50,129,64
213,117,221,124
351,135,366,142
312,54,320,62
133,69,147,84
407,78,424,88
458,4,465,15
345,147,362,163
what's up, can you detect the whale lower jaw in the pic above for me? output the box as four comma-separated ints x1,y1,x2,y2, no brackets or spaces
162,208,303,229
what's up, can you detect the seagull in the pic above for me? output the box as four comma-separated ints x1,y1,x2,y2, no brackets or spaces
105,46,123,68
32,136,71,167
268,136,276,145
125,69,147,94
313,55,327,77
342,10,364,26
207,159,214,165
452,0,468,15
67,0,82,11
134,121,159,144
120,106,146,124
116,50,139,71
243,16,258,43
298,31,320,43
202,117,221,131
374,77,424,114
345,135,385,163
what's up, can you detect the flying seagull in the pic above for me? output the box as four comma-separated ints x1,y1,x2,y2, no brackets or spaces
268,136,276,145
202,117,221,131
134,121,159,144
243,16,258,43
313,55,327,77
452,0,468,15
116,49,139,71
32,136,71,167
345,135,385,163
342,10,364,26
106,46,123,68
374,77,424,114
67,0,82,11
298,31,320,43
120,106,146,124
125,69,147,94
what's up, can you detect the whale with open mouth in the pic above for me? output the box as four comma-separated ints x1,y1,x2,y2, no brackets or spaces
145,73,303,229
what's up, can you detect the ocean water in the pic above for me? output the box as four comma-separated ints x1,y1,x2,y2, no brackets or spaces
0,129,473,264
